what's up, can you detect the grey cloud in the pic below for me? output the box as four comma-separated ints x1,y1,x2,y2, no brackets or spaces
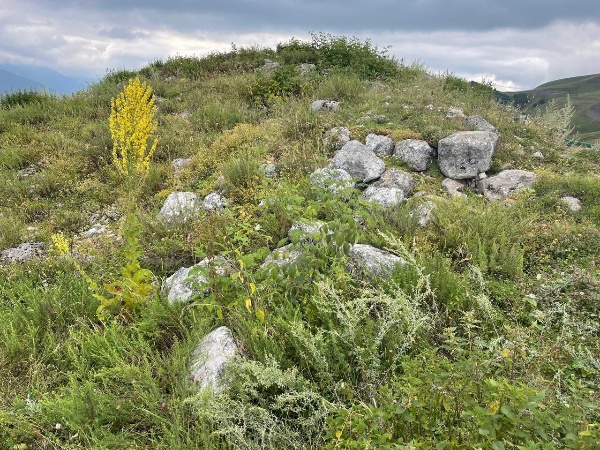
20,0,600,33
98,27,150,39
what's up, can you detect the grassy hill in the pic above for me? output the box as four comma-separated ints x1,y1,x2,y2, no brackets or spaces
1,35,599,448
497,73,600,142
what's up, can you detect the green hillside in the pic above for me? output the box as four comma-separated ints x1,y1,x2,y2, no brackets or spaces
498,73,600,142
1,35,599,449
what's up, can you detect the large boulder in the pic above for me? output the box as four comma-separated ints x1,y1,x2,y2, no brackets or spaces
394,139,436,171
331,140,386,183
189,326,239,392
157,192,201,222
365,134,394,156
437,131,498,179
162,257,230,304
0,242,46,264
476,170,536,201
348,244,406,279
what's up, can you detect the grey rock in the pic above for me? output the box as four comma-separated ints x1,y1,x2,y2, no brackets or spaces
189,326,239,393
81,224,107,239
331,140,386,183
261,244,303,268
260,163,277,178
289,220,326,243
323,127,351,151
476,169,536,201
1,242,46,264
410,201,435,227
202,192,227,212
162,257,230,304
362,186,406,207
394,139,436,171
172,158,192,172
365,134,394,156
300,63,316,75
438,131,499,179
441,178,467,197
561,196,582,211
533,151,544,159
311,100,339,112
465,115,497,133
261,59,280,71
158,192,201,222
348,244,406,279
374,168,415,196
17,166,37,179
447,106,466,118
309,167,354,194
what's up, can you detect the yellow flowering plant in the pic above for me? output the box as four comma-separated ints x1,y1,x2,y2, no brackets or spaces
109,76,157,182
52,77,158,321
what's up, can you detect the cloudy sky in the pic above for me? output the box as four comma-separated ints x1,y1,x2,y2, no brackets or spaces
1,0,599,91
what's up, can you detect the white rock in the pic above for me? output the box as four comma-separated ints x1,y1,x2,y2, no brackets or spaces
158,192,201,222
189,326,239,392
561,196,582,211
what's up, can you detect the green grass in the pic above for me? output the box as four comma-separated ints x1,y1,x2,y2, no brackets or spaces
0,35,599,449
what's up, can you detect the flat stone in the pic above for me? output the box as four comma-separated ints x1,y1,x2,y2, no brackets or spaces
441,178,467,197
1,242,46,264
476,169,536,201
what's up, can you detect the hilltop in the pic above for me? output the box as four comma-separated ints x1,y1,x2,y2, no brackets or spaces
497,73,600,142
0,35,599,449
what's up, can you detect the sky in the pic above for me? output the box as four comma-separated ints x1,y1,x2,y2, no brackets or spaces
1,0,599,91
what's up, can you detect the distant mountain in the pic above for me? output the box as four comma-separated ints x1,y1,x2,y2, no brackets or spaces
0,63,88,95
497,73,600,143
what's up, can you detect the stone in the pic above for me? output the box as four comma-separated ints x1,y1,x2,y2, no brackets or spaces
189,326,239,392
533,151,544,159
81,224,107,239
309,167,354,194
357,114,387,124
365,134,394,156
17,166,37,179
331,140,386,183
261,244,303,269
311,100,339,112
162,257,230,304
464,115,497,133
476,169,536,201
362,186,405,207
410,201,435,227
172,158,192,172
374,168,415,195
348,244,406,279
441,178,467,197
323,127,351,151
300,63,316,75
260,163,277,178
447,106,466,118
437,131,499,179
202,192,227,212
158,192,201,222
260,59,280,71
561,196,582,211
394,139,436,171
289,220,326,243
1,242,46,264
